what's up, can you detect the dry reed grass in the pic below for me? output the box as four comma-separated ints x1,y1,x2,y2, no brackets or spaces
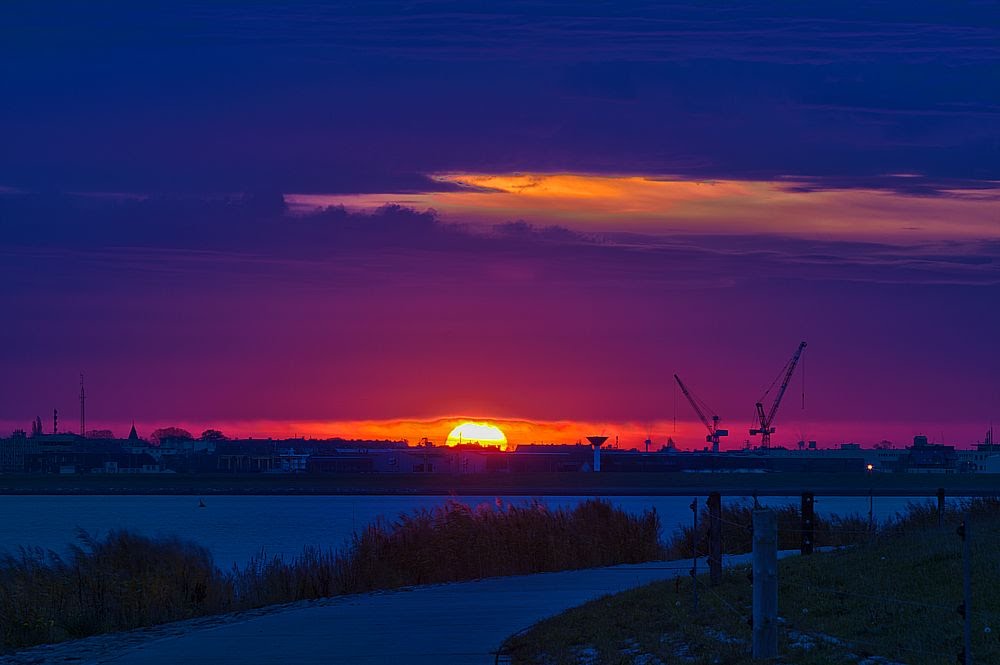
0,498,662,651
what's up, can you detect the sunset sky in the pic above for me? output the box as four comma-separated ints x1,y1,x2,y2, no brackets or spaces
1,2,998,449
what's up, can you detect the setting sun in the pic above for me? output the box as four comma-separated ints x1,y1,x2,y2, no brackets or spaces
446,421,508,450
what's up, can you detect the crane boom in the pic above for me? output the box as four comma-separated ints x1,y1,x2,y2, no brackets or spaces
767,341,807,426
750,341,807,448
755,402,767,433
674,374,711,434
674,374,728,452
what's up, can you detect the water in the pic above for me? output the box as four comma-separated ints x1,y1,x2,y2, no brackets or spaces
0,494,933,568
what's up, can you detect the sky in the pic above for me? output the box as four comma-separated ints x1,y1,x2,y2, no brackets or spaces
1,2,998,449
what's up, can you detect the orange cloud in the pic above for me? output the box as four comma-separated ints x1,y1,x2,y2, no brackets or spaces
289,173,1000,241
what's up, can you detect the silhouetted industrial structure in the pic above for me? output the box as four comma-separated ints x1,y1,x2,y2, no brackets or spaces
750,341,807,448
587,436,608,472
674,374,728,453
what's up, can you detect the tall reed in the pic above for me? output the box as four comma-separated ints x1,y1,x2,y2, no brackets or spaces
0,499,662,651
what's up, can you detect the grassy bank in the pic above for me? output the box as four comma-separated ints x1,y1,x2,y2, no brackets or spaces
505,499,1000,665
0,499,661,652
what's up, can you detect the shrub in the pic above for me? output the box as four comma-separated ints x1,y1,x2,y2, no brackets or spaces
0,499,663,652
0,531,231,649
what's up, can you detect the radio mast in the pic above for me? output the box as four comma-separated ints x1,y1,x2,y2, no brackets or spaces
80,373,86,437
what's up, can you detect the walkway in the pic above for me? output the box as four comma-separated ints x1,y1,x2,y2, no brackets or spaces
4,554,770,665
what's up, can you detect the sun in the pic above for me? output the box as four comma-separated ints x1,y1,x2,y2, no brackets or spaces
446,421,508,450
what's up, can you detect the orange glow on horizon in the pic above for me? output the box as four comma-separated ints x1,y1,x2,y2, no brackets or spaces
115,416,708,450
42,415,978,452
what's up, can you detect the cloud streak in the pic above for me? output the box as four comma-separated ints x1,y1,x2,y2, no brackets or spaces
2,3,997,193
15,3,995,65
3,190,999,289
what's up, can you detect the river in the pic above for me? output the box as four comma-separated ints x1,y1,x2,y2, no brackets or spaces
0,494,932,568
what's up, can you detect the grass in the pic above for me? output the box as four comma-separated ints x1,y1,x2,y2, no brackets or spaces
504,498,1000,664
0,498,662,652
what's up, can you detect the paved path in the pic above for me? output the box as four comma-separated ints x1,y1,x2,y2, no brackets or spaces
5,554,773,665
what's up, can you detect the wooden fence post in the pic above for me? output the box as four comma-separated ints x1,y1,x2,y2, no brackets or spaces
959,515,972,665
801,492,814,555
753,509,778,659
708,492,722,585
937,487,946,527
690,498,698,610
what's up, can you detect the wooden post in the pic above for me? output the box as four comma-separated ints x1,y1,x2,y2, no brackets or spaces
937,487,946,527
708,492,722,585
801,492,814,555
868,490,874,536
959,515,972,665
690,498,699,609
753,509,778,659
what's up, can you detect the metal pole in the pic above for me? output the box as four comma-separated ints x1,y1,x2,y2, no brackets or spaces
960,515,972,665
801,492,814,555
868,490,874,537
690,498,698,610
708,492,722,586
937,487,946,527
752,509,778,659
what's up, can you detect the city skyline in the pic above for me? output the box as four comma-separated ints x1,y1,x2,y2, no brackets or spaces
6,399,995,452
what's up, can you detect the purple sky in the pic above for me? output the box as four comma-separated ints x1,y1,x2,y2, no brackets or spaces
1,2,998,448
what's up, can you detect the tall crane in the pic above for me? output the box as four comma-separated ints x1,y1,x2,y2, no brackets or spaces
750,341,807,448
674,374,728,453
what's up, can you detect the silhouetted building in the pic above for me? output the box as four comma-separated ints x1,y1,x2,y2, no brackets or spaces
900,435,957,473
0,430,38,472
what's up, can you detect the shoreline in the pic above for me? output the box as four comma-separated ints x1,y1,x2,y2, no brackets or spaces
1,472,998,496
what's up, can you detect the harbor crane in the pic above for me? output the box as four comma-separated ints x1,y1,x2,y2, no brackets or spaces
674,374,728,453
750,341,807,448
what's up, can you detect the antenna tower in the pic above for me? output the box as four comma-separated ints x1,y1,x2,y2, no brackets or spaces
80,373,86,437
